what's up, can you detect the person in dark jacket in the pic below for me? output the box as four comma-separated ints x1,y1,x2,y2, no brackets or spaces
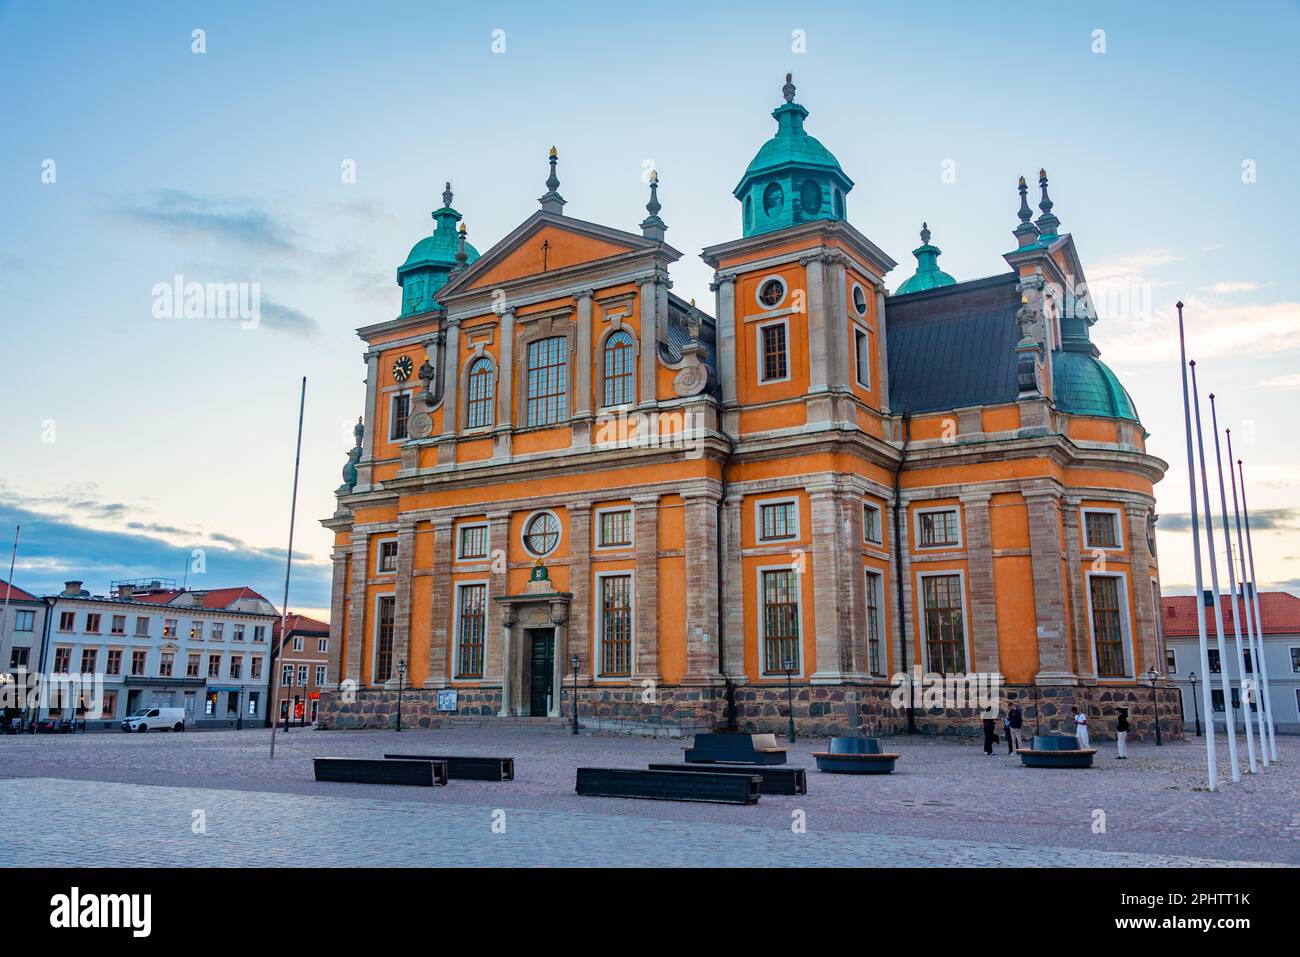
1115,707,1130,759
1007,701,1024,753
982,716,997,755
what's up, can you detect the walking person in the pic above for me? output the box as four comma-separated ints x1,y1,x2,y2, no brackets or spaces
982,716,997,755
1007,700,1023,753
1115,707,1129,759
1071,705,1090,748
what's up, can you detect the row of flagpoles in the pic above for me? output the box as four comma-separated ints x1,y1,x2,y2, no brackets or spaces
1177,301,1279,791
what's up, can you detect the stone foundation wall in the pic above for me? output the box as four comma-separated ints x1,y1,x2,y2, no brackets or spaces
318,682,1184,741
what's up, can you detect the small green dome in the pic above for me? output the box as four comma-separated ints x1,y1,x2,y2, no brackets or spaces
396,184,480,317
399,229,480,273
894,223,956,295
741,123,846,182
1052,350,1140,422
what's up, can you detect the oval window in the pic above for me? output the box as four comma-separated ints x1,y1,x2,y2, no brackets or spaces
801,181,822,215
757,278,787,309
524,511,561,557
852,284,868,316
762,182,784,217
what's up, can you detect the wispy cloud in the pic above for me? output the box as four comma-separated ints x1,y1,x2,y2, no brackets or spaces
260,297,320,336
1256,373,1300,390
1158,507,1299,533
1200,281,1273,294
1096,294,1300,363
120,189,300,252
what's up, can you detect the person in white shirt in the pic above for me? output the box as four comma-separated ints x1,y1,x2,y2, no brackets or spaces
1071,705,1090,748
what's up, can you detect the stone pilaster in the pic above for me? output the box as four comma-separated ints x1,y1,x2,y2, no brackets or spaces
440,317,461,437
838,491,868,678
573,290,594,417
961,494,1000,675
720,495,746,680
809,486,851,682
711,273,739,434
825,253,849,391
637,275,660,409
802,254,829,393
873,287,891,413
1061,498,1093,678
344,534,369,684
357,350,380,490
567,502,592,679
326,548,348,690
892,496,916,673
1126,502,1158,676
682,490,721,683
1025,489,1075,683
485,511,510,683
423,518,454,688
387,515,417,688
633,494,660,680
494,308,515,458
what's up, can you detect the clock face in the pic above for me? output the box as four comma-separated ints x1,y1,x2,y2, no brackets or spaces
392,356,414,382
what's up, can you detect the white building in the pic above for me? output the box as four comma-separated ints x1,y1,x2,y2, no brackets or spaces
2,579,48,723
35,579,279,729
1160,590,1300,735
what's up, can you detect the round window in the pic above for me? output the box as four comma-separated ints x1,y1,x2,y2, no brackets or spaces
757,277,787,309
523,511,561,557
801,180,822,215
762,182,784,217
852,284,868,316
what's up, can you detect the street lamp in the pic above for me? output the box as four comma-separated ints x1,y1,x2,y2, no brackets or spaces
782,656,796,744
570,655,580,735
1146,667,1163,746
395,658,406,732
1188,670,1201,738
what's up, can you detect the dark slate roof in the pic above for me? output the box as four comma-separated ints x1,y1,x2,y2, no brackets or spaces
885,273,1021,414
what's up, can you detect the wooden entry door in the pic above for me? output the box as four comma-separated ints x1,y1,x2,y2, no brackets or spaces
527,628,554,717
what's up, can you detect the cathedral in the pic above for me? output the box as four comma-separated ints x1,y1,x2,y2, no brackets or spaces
320,75,1180,740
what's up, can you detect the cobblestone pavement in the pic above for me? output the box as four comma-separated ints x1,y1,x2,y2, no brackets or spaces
1,728,1295,866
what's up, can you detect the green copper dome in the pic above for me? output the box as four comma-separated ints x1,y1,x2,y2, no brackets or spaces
1052,350,1140,422
894,223,956,295
734,75,853,238
397,183,480,317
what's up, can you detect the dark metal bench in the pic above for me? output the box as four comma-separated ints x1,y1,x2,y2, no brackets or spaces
812,736,900,774
684,732,788,765
383,754,514,781
649,762,807,795
576,767,761,804
314,757,448,786
1018,734,1097,769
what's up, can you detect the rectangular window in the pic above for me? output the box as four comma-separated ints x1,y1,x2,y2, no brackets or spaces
865,570,883,675
85,613,101,634
226,694,240,716
110,615,126,636
315,665,326,685
1084,510,1120,549
457,524,489,560
762,569,800,673
9,647,29,669
456,584,486,679
603,331,636,406
53,648,72,673
598,509,633,549
105,649,121,676
100,691,117,719
163,618,177,639
230,655,243,679
297,664,309,685
250,657,263,680
1242,650,1253,674
253,626,266,642
1165,649,1177,675
599,574,633,677
466,359,495,429
207,655,221,678
378,540,399,574
131,650,147,676
1291,647,1300,674
59,612,75,632
922,574,966,674
282,663,294,686
205,693,216,716
758,500,798,542
1207,648,1221,673
211,623,223,641
863,502,882,545
159,652,174,678
854,327,871,389
135,617,150,637
186,654,200,678
15,609,35,632
248,691,260,716
318,637,328,653
759,322,788,383
80,648,97,673
375,595,396,683
292,636,304,652
525,336,568,428
390,393,410,441
190,621,204,641
233,623,245,641
1089,576,1127,677
918,509,960,548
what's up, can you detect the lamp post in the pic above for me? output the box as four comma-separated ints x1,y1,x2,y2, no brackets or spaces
395,658,406,732
782,656,796,744
1146,668,1163,746
570,655,580,735
1188,671,1201,737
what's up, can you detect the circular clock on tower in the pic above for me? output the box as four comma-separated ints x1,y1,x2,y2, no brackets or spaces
392,356,414,382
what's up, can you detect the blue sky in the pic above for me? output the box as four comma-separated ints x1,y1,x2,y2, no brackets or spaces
1,0,1298,617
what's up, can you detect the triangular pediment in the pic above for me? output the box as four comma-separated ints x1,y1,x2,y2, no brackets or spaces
440,212,671,299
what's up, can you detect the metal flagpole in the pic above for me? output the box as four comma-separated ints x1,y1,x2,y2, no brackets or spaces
1226,431,1269,766
270,376,307,760
1,525,19,654
1176,304,1217,790
1208,396,1257,773
1238,460,1279,761
1190,360,1240,782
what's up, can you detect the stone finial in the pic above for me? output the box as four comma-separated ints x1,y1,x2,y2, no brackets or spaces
539,146,566,214
442,181,453,208
920,221,931,245
782,72,796,103
639,169,667,241
1013,174,1040,246
454,221,469,267
1036,167,1060,237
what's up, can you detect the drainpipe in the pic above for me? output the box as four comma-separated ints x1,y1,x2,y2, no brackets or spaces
892,412,915,734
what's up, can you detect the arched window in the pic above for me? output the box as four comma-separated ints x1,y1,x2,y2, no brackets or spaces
603,330,635,407
833,189,845,219
525,336,567,427
466,357,494,429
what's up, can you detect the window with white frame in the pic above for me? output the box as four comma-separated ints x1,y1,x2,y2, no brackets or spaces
131,650,147,675
597,508,633,549
318,637,328,653
525,336,568,428
58,611,75,631
1088,574,1129,677
757,498,798,543
455,583,486,678
190,621,204,641
233,623,245,641
865,570,883,675
207,655,221,678
186,653,200,677
863,501,882,545
158,652,174,677
85,613,101,634
134,616,150,637
230,655,243,679
297,665,309,684
104,649,121,675
917,508,961,548
757,320,789,383
1291,646,1300,674
756,276,787,309
15,610,34,632
315,665,326,685
1165,648,1177,674
603,330,636,407
851,283,869,316
466,357,495,429
1083,509,1121,549
853,326,871,389
253,625,266,642
761,568,800,674
211,622,224,641
79,648,97,673
390,392,411,441
457,523,489,560
377,540,398,574
598,573,633,677
53,647,71,673
523,511,561,557
110,614,126,635
163,618,177,639
921,573,966,674
282,663,294,686
250,657,263,680
292,636,303,652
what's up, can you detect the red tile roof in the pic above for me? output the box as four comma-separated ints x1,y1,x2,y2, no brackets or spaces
0,579,39,602
1161,591,1300,637
273,613,330,638
126,586,271,609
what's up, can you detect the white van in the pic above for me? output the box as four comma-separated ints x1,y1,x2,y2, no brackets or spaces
121,707,186,732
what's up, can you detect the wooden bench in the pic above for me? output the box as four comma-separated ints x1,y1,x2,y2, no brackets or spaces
314,757,448,786
812,736,900,775
1017,734,1097,769
384,754,514,782
576,768,761,805
649,762,807,795
684,732,788,765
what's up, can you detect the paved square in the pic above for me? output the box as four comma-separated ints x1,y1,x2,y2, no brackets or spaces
1,728,1294,867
